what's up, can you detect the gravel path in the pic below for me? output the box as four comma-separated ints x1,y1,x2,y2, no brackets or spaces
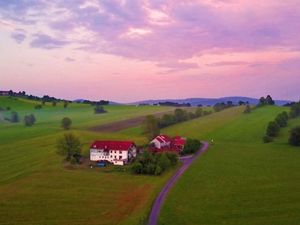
147,141,209,225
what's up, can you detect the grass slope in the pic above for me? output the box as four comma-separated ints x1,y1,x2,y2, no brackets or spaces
0,97,174,225
159,106,300,225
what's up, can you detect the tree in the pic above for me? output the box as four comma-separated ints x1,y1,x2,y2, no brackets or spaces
142,115,160,140
61,117,72,130
258,97,267,106
266,121,280,137
174,108,188,122
24,114,36,126
52,101,57,107
159,114,176,128
94,105,106,114
10,111,19,123
275,112,288,127
182,139,201,155
63,101,68,108
289,126,300,146
244,104,251,113
56,133,82,162
157,153,171,171
290,103,300,118
195,107,203,117
266,95,275,105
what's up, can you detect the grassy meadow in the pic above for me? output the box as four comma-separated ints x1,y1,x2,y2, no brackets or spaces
0,96,175,225
159,106,300,225
1,96,299,225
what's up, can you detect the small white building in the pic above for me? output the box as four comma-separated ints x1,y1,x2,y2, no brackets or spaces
90,140,137,165
149,135,172,149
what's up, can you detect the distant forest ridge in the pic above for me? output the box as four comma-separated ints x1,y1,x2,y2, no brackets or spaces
131,96,292,106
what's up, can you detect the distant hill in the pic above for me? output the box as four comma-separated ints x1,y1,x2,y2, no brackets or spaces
131,97,291,106
73,99,121,105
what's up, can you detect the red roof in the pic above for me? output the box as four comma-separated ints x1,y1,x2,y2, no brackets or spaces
90,140,135,151
173,136,186,146
154,135,172,143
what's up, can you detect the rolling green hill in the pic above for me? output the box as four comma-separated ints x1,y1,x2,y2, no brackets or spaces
1,96,299,225
0,97,175,225
159,106,300,225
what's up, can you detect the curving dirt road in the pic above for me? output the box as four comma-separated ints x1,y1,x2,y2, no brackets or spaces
148,141,209,225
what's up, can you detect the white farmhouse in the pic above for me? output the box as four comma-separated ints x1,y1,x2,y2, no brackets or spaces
90,140,137,165
149,135,172,149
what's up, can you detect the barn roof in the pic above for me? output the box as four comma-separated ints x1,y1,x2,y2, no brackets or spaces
90,140,135,151
154,135,172,143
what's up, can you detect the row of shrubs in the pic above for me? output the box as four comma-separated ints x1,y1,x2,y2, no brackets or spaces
263,112,289,143
263,101,300,144
158,108,212,128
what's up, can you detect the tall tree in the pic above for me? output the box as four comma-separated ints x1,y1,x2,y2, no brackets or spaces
266,95,275,105
56,133,82,162
61,117,72,130
142,115,160,140
289,126,300,146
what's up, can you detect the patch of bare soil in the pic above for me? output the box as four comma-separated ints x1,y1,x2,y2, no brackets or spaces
89,110,174,133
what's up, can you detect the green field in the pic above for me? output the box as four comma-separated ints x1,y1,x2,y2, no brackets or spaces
159,106,300,225
1,96,300,225
0,96,175,225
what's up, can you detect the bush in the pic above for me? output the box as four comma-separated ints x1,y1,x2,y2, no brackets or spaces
244,104,251,113
182,138,201,155
61,117,72,130
289,126,300,146
130,150,178,175
263,135,273,143
94,105,106,114
266,121,280,137
52,101,57,107
130,162,143,174
165,152,179,165
157,153,171,171
10,111,19,123
34,104,42,110
24,114,36,126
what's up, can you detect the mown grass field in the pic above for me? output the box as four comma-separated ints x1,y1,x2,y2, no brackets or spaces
159,106,300,225
0,96,175,225
1,96,300,225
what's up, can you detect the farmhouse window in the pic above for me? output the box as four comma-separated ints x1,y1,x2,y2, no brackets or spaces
119,151,121,154
119,156,122,159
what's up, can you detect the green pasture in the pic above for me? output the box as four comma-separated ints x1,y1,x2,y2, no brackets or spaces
159,106,300,225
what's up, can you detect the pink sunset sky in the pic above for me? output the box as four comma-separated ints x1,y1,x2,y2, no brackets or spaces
0,0,299,102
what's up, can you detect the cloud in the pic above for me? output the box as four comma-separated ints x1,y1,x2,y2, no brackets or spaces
206,61,249,67
11,31,26,44
65,57,75,62
1,0,300,70
30,34,69,49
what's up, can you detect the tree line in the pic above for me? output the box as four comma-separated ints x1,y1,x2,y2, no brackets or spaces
143,108,212,141
263,101,300,145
